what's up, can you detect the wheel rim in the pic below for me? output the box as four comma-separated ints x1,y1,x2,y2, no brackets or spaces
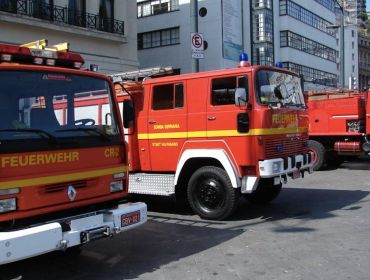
307,147,318,164
195,179,225,211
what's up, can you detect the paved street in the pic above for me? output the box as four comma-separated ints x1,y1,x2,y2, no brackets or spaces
1,157,370,280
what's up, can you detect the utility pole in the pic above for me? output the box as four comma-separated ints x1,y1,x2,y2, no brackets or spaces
340,0,345,88
190,0,199,73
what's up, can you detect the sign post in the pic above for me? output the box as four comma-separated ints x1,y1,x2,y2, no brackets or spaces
191,32,204,59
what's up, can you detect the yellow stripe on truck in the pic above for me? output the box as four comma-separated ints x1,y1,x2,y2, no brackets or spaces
0,166,128,190
138,127,308,140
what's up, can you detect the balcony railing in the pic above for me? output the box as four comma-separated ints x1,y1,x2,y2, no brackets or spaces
0,0,124,35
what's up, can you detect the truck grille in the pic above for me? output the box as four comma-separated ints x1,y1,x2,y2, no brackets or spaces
37,179,97,194
264,137,308,159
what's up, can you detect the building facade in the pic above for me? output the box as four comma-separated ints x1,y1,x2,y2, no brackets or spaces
0,0,139,74
358,34,370,88
137,0,359,90
356,0,366,13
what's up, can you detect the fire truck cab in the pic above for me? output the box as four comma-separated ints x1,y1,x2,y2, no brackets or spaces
112,56,313,221
0,41,147,264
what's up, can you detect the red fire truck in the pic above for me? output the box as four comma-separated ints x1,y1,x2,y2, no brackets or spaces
0,41,147,264
305,89,370,170
111,56,314,221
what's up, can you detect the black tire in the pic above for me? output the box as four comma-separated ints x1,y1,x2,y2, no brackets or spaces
187,166,240,220
307,140,327,171
243,178,282,204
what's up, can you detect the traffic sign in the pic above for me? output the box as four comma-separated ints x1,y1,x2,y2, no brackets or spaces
191,32,204,59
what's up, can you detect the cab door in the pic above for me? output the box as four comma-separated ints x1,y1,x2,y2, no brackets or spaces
147,82,187,171
207,75,250,136
206,75,251,164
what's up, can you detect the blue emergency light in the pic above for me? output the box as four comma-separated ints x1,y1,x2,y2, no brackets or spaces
275,62,283,68
238,53,250,67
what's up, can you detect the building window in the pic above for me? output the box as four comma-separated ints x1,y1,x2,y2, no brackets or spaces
68,0,86,26
32,0,53,20
280,31,336,62
138,27,180,49
314,0,335,12
279,0,336,37
0,0,123,34
253,44,274,66
99,0,114,32
352,30,355,37
138,0,179,18
352,42,355,49
253,9,273,42
283,61,337,87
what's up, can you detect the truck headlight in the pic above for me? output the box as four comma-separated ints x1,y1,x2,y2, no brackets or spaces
272,162,282,173
110,180,124,193
0,188,20,196
0,198,17,213
113,172,125,179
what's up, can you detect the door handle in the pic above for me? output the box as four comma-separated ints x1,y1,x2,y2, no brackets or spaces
148,120,156,124
208,117,216,120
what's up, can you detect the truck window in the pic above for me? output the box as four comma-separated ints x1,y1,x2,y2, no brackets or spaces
19,96,61,128
255,70,304,106
211,77,236,106
0,71,121,152
153,83,184,110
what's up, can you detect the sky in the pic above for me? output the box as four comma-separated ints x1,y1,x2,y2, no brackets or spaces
367,0,370,12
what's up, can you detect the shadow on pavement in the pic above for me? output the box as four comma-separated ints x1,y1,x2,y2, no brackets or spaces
320,155,370,171
1,186,369,279
0,215,243,280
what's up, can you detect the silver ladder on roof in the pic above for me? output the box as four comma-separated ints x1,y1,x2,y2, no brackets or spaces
109,66,173,82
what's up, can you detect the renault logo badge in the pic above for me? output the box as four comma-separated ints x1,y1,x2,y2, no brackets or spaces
67,186,77,201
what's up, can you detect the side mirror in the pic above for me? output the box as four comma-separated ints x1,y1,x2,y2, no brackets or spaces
123,99,135,129
235,88,248,107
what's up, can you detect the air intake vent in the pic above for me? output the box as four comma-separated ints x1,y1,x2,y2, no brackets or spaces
38,179,97,194
264,137,308,159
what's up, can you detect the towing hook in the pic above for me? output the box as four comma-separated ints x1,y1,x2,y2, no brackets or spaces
60,240,68,251
113,226,121,235
280,174,288,184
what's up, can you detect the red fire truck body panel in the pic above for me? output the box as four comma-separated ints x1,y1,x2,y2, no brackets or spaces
112,64,313,220
366,91,370,135
0,42,147,264
305,89,370,170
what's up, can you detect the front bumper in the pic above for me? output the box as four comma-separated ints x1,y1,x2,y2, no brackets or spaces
0,202,147,265
241,153,313,194
258,152,314,179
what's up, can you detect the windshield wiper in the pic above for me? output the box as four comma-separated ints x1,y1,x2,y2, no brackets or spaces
55,127,112,141
0,129,59,146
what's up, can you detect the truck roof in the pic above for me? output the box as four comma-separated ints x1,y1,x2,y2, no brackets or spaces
141,65,299,85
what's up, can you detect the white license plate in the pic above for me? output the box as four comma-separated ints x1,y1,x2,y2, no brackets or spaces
292,170,301,179
121,211,141,227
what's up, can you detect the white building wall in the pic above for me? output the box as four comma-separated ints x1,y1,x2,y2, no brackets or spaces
138,0,227,73
345,26,359,88
0,0,138,75
137,0,350,90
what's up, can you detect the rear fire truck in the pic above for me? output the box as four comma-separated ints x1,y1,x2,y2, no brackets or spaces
305,89,370,170
111,55,314,221
0,41,147,264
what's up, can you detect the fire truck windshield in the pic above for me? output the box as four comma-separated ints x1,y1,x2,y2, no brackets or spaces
255,70,305,107
0,71,121,153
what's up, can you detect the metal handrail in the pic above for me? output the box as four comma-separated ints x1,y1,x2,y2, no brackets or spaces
0,0,124,35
